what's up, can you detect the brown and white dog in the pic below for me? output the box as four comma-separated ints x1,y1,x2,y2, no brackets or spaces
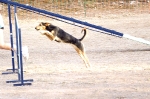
35,22,90,67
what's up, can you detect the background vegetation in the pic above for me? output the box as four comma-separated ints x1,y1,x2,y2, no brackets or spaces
1,0,150,18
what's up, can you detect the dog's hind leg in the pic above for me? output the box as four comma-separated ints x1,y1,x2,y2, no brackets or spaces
73,43,90,68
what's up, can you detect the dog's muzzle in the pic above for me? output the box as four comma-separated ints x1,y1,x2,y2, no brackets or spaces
35,27,39,30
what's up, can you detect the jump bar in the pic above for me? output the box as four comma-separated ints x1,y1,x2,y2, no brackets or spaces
0,0,123,37
1,0,150,45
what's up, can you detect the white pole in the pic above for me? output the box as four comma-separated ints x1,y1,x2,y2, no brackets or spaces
123,34,150,45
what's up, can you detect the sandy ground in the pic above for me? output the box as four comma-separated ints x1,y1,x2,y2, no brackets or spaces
0,13,150,99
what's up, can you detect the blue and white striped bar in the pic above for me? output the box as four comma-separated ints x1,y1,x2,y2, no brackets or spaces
0,0,150,45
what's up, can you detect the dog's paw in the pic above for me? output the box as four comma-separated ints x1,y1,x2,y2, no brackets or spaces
40,32,46,35
39,30,49,35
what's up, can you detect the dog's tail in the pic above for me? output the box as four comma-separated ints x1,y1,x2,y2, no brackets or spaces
79,28,87,41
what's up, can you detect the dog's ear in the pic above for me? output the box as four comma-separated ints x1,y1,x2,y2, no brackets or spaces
39,22,45,26
45,23,50,26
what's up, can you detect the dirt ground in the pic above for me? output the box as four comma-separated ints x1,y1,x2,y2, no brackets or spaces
0,12,150,99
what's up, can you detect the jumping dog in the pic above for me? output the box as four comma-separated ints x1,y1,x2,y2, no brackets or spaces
35,22,90,67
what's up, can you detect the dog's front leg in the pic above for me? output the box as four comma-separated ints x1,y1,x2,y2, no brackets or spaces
45,32,56,41
45,34,54,41
39,30,49,35
39,30,54,41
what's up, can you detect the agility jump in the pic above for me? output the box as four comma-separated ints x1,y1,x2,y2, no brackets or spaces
0,0,150,85
1,2,33,86
1,0,150,45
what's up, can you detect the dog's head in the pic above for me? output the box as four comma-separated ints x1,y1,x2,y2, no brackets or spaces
35,22,52,35
35,22,51,31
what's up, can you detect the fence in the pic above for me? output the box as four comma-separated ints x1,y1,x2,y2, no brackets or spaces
1,0,150,18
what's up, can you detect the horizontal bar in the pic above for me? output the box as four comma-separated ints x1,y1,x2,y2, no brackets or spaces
1,0,150,45
0,0,123,37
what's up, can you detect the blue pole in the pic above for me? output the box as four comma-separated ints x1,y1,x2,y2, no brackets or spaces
18,28,24,85
13,6,33,86
0,0,124,37
8,3,15,72
14,6,21,81
2,1,17,74
1,0,150,45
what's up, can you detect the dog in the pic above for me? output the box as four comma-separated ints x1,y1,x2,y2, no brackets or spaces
35,22,90,68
